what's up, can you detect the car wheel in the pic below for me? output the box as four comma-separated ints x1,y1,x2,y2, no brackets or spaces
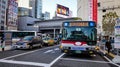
39,43,43,48
61,50,64,53
29,45,33,49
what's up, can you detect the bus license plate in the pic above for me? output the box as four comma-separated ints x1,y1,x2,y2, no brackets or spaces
71,47,86,50
75,50,81,53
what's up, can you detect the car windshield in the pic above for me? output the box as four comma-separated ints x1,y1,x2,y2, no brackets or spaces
43,37,50,40
23,36,34,41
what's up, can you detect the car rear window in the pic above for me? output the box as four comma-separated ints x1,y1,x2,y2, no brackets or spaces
23,36,34,41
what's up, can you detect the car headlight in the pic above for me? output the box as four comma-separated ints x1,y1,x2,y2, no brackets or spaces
60,45,63,49
95,46,100,50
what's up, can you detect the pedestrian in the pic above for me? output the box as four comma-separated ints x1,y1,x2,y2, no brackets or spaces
1,33,5,51
105,39,112,53
1,37,5,51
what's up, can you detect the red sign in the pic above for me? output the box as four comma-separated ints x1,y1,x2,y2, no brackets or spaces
88,0,97,23
92,0,97,23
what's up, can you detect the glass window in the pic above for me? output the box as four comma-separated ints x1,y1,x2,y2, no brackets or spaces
62,27,97,41
23,36,34,41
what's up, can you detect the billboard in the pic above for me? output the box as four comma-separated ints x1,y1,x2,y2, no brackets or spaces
114,18,120,48
57,4,69,16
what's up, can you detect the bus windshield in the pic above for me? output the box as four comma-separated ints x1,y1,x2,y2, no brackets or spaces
62,27,96,41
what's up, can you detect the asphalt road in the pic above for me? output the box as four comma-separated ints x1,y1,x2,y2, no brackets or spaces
0,45,119,67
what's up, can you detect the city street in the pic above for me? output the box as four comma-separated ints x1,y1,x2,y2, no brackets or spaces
0,45,119,67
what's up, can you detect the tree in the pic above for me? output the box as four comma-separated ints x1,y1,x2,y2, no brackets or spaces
102,12,119,35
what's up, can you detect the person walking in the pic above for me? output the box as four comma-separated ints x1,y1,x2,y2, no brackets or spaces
1,37,5,51
1,33,5,51
105,39,112,54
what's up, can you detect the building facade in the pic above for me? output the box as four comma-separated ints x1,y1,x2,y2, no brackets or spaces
7,0,18,30
42,12,50,20
18,16,38,31
35,0,42,18
0,0,8,30
35,17,81,38
98,0,120,32
18,0,42,19
77,0,120,35
77,0,97,22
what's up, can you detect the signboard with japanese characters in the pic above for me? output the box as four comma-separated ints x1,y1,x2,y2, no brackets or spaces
114,18,120,48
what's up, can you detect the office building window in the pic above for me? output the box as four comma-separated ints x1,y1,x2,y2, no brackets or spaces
98,2,100,7
102,9,106,12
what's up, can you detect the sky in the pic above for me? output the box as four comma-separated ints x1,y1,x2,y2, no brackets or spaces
42,0,77,19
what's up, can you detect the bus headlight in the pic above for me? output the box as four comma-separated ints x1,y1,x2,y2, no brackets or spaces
60,45,63,49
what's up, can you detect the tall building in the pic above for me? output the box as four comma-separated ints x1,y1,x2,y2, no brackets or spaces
77,0,120,35
0,0,8,30
98,0,120,28
18,0,42,19
7,0,18,30
77,0,97,23
42,12,50,20
35,0,42,18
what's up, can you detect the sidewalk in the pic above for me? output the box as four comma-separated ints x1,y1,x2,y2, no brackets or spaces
0,45,12,51
99,44,120,65
97,40,120,64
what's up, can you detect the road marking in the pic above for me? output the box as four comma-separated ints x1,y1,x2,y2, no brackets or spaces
44,50,53,53
104,56,120,67
60,58,111,64
1,45,59,60
49,53,65,67
99,49,115,58
54,48,59,50
0,59,49,67
44,48,59,54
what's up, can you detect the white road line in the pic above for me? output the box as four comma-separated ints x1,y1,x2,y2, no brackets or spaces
104,56,120,67
44,48,59,54
54,48,59,50
0,59,49,67
60,58,111,64
1,45,59,60
44,50,53,53
49,53,65,67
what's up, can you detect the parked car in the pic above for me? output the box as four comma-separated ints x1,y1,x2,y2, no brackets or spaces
54,38,59,44
12,36,43,49
43,37,55,46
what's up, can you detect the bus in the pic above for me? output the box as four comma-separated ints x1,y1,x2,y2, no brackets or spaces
0,30,37,46
0,30,37,38
60,21,97,55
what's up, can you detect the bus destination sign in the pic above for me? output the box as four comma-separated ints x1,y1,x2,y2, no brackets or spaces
64,21,95,27
70,22,89,26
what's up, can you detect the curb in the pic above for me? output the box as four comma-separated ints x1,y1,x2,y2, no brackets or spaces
99,49,115,58
0,46,12,52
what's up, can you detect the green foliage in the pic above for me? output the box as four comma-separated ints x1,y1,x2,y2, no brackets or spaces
102,12,119,35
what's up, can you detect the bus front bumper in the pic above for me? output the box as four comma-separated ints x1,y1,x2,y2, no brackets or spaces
60,46,96,55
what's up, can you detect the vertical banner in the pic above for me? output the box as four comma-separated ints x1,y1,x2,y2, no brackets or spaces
88,0,93,21
92,0,97,23
114,19,120,48
88,0,97,23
